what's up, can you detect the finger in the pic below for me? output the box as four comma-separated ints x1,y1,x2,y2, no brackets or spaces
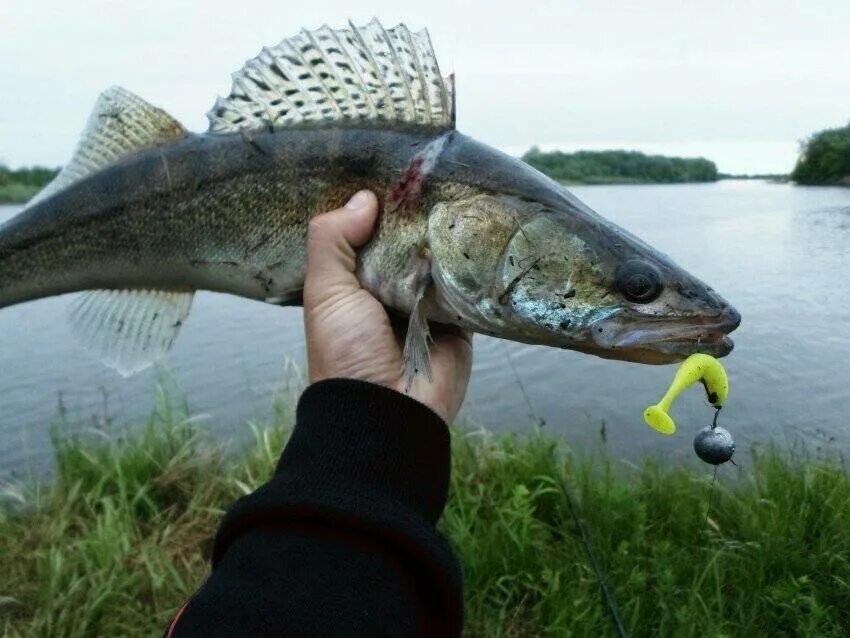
305,190,379,303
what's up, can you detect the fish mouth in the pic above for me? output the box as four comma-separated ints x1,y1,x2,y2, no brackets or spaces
589,305,741,364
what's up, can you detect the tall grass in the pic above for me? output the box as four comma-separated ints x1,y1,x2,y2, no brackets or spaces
1,394,848,637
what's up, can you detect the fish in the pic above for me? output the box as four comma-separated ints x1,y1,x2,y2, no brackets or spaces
0,19,740,386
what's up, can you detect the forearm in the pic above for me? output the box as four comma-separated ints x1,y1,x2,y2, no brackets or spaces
168,379,463,637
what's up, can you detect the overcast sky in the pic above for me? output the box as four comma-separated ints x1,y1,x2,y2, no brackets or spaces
1,1,848,174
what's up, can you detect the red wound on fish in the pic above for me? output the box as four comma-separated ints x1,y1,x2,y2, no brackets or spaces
386,134,450,215
387,155,425,215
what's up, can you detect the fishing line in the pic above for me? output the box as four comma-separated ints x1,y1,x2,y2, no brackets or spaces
504,346,628,637
703,465,720,529
705,410,721,525
699,408,737,530
504,344,541,426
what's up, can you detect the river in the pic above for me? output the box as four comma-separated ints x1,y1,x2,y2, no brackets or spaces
1,180,849,479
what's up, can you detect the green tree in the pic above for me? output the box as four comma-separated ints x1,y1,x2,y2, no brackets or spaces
0,164,59,203
791,122,850,185
521,149,718,184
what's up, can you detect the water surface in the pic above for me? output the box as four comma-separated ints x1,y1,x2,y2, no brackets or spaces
2,181,849,479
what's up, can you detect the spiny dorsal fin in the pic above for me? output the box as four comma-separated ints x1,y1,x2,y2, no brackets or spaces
29,87,186,207
68,289,194,377
206,19,454,134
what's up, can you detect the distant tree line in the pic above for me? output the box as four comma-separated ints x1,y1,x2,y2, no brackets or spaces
0,165,58,203
791,122,850,185
522,148,718,184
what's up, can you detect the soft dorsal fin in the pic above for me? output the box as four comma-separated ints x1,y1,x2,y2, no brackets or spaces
29,87,187,207
206,19,454,134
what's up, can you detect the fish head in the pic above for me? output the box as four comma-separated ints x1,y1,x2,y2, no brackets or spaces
428,186,740,364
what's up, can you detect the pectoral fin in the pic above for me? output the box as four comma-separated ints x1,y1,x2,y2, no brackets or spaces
402,263,434,392
403,290,433,392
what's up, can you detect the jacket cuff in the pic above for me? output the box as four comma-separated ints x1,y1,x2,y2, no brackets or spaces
278,378,451,523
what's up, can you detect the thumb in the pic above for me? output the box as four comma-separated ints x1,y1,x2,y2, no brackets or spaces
305,190,379,303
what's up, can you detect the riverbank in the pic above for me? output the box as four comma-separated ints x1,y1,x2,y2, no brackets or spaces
1,396,847,637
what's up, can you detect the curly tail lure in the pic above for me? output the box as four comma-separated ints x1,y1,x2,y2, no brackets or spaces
644,353,735,465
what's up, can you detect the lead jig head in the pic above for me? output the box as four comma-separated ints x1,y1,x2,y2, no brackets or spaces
693,416,735,465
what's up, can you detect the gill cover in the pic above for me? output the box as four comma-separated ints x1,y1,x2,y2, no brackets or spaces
427,192,619,344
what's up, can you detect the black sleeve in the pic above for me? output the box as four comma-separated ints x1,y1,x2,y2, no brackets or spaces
168,378,463,637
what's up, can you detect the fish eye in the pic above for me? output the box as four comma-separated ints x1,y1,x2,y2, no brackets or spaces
615,260,663,303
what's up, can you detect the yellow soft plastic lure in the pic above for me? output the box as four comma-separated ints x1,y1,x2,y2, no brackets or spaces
644,353,729,435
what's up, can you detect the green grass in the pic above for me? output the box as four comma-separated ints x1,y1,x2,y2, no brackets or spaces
1,392,849,637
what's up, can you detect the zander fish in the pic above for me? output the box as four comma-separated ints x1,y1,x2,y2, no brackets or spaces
0,19,740,385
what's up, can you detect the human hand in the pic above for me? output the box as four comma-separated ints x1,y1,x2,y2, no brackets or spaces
303,190,473,424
